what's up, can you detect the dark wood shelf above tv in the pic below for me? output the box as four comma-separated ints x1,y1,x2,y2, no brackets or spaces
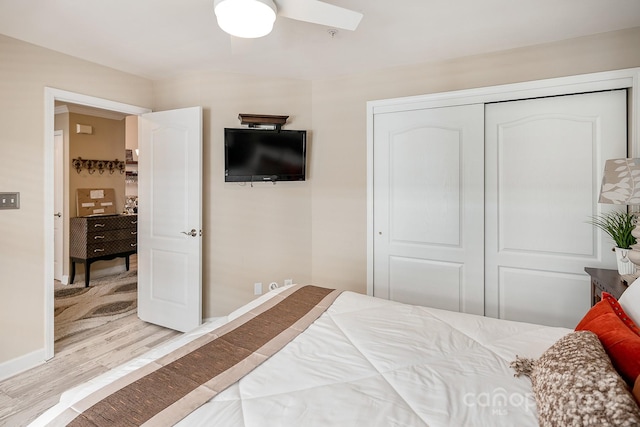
238,114,289,129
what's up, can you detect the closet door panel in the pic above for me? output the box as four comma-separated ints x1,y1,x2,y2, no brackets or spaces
390,127,461,245
373,104,485,314
389,257,462,312
498,116,594,255
498,268,587,327
485,90,627,327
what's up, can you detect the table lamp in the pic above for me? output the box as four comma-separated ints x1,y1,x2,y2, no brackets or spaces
599,158,640,276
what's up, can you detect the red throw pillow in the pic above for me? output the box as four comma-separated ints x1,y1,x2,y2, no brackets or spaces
601,292,640,336
575,294,640,385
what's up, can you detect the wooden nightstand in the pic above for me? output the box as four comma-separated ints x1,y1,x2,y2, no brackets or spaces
584,267,630,306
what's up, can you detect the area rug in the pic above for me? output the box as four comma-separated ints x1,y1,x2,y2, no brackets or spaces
54,270,137,342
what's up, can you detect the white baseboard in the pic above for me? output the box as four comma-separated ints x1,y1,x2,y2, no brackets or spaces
0,348,46,382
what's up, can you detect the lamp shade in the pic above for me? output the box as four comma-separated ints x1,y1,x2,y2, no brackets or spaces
599,158,640,204
214,0,277,39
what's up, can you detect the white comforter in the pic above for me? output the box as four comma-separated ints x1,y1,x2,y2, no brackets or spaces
33,288,570,426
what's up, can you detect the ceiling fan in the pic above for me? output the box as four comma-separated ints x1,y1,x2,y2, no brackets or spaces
213,0,364,39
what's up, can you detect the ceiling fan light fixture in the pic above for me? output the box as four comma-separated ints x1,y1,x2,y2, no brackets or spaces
214,0,277,39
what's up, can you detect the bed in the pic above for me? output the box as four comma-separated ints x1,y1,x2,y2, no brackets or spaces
31,283,640,426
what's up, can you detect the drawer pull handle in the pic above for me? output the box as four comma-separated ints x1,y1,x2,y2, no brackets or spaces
94,235,105,240
131,220,138,224
130,243,137,247
94,248,105,253
130,231,137,235
94,223,106,228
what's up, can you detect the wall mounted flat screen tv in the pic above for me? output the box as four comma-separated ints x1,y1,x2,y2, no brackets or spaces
224,128,307,182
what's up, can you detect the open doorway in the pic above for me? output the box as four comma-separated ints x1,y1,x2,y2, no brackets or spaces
45,88,203,360
44,88,150,360
52,103,140,347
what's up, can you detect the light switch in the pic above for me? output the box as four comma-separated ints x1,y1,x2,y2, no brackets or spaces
0,192,20,209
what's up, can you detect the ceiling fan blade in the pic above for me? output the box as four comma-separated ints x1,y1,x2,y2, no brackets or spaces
276,0,363,31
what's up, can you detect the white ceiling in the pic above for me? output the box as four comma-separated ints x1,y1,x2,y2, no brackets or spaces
1,0,639,81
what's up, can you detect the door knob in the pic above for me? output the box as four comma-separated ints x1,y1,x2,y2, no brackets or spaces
54,212,62,218
181,229,198,237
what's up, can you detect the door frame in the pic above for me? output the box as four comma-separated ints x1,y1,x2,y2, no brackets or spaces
53,130,65,283
366,67,640,297
44,87,151,360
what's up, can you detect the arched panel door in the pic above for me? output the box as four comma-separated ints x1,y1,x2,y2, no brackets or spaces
485,90,627,327
373,104,485,315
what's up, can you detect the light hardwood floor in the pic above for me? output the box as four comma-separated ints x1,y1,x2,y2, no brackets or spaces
0,307,180,426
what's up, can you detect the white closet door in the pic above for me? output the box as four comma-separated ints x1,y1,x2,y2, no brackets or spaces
485,90,627,328
373,104,485,314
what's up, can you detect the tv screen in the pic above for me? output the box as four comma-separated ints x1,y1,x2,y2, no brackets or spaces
224,128,307,182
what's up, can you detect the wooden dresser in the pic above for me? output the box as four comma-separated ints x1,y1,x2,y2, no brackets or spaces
70,214,138,287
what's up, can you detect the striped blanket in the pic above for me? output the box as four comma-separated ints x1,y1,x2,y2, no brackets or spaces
47,285,341,427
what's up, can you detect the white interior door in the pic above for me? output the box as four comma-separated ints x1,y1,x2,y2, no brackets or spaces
373,104,485,314
53,130,64,282
138,107,203,332
485,90,627,327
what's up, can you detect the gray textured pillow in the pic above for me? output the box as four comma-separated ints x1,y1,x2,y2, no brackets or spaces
512,331,640,427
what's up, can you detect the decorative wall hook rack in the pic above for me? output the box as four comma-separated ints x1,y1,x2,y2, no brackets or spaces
72,157,126,175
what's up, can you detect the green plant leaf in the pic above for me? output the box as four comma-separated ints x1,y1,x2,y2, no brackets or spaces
588,211,637,249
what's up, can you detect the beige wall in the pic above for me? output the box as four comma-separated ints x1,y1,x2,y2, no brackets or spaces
67,113,126,215
152,72,313,318
2,26,640,368
0,34,153,364
309,27,640,294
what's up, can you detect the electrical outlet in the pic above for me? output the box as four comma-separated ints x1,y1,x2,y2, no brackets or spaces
284,279,293,286
254,282,262,295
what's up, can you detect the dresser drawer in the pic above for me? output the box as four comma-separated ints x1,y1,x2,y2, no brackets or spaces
86,215,137,231
87,238,137,259
89,228,137,243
